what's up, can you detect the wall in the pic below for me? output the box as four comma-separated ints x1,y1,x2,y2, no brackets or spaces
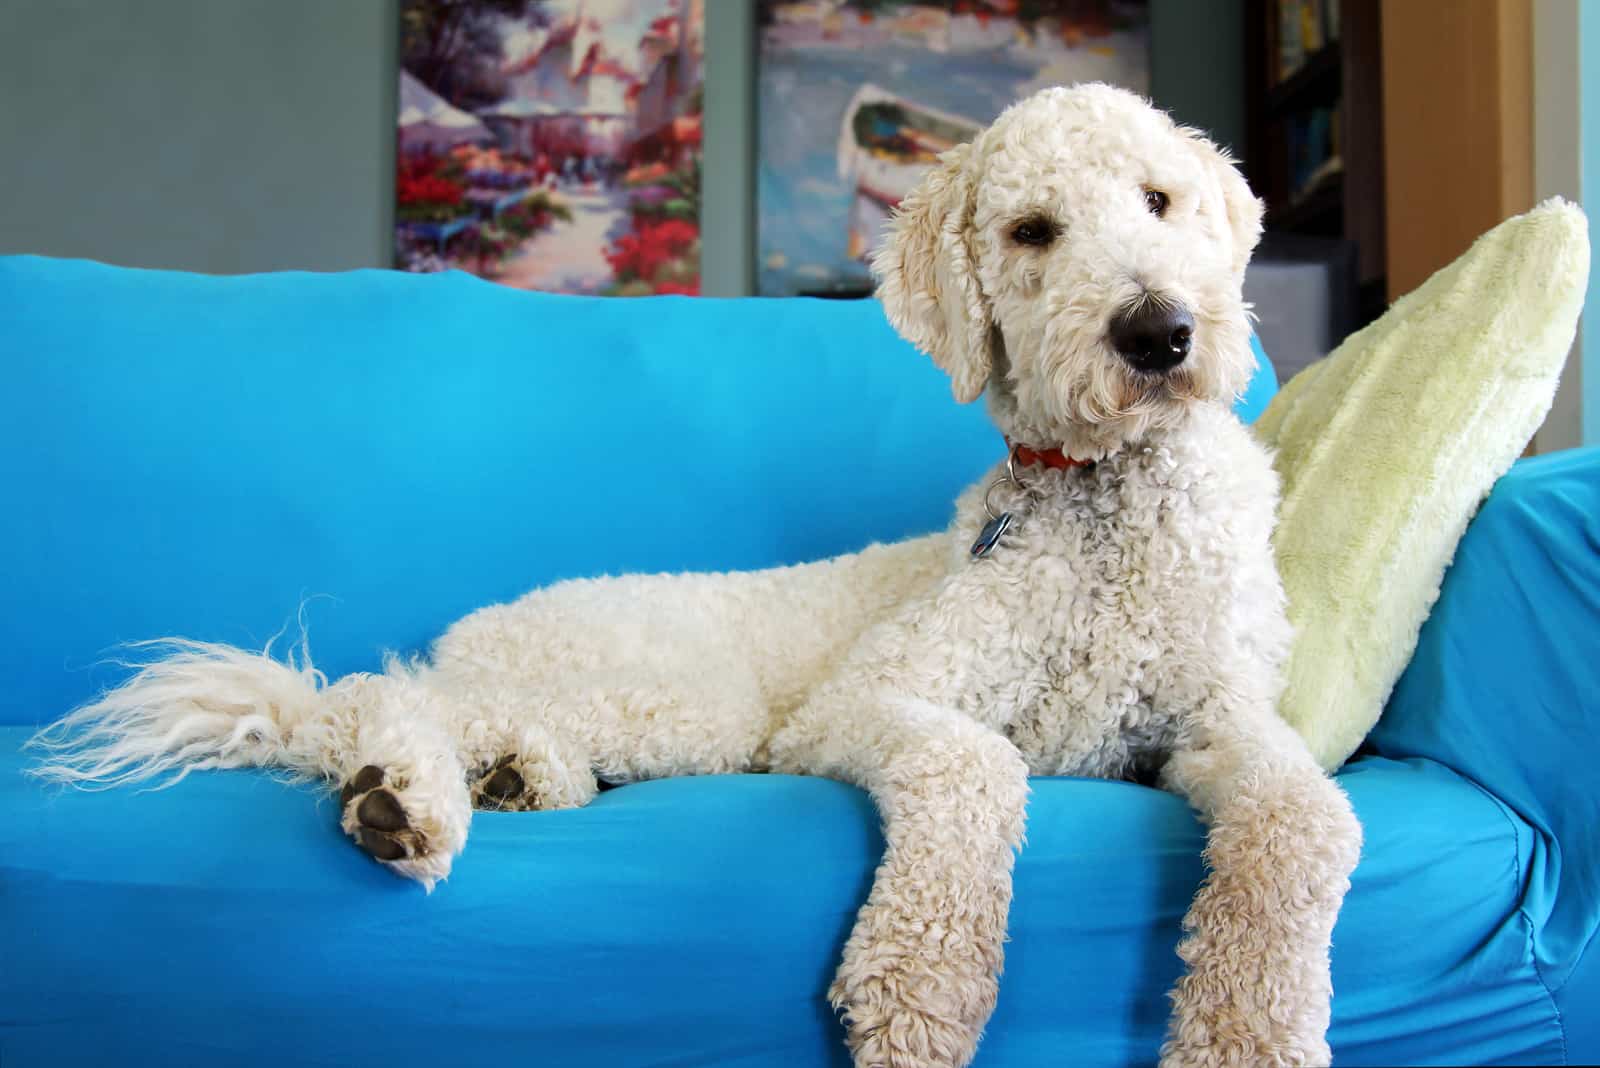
1584,0,1600,444
0,0,397,275
701,0,757,296
1535,0,1584,452
0,0,1244,297
1149,0,1246,155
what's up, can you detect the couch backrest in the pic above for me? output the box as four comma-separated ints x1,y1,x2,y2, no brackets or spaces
0,256,1276,723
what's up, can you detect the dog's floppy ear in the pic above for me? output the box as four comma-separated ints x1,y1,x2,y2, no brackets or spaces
872,142,992,404
1187,130,1263,280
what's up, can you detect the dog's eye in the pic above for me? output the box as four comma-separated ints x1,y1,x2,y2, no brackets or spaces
1144,189,1170,217
1009,218,1059,248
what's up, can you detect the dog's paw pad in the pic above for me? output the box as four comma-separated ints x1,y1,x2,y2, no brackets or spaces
357,827,408,861
472,754,530,810
339,764,385,810
481,765,524,802
357,788,410,832
339,766,429,862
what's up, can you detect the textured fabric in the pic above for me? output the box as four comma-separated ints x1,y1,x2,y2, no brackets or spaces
0,731,1566,1067
1369,447,1600,1056
1255,200,1590,771
0,256,1274,727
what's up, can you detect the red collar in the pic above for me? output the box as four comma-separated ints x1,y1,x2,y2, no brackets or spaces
1005,439,1093,470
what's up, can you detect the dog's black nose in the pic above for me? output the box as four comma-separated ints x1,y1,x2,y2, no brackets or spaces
1109,302,1194,372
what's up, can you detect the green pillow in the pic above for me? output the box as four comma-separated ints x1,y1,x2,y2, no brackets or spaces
1256,199,1589,770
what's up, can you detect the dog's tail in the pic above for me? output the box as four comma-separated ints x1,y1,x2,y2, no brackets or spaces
26,633,344,789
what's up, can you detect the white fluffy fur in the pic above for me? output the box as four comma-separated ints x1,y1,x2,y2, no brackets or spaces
29,85,1361,1068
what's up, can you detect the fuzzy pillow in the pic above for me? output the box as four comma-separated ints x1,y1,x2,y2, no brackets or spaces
1255,199,1590,771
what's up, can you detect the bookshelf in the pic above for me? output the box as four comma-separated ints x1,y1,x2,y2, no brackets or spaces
1244,0,1386,322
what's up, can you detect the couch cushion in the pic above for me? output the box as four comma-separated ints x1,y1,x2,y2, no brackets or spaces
1254,200,1588,771
0,730,1561,1066
0,256,1275,726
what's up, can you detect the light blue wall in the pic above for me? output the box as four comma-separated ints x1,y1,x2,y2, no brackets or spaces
0,0,1242,296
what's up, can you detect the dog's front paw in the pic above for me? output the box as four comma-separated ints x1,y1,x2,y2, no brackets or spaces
1160,1024,1331,1068
337,764,464,889
1159,875,1336,1068
828,906,998,1068
831,964,991,1068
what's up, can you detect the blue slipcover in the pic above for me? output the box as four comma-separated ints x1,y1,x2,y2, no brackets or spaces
1369,449,1600,1059
1,256,1593,1067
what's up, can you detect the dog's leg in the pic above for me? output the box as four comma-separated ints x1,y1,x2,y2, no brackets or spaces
326,671,473,891
430,655,769,795
769,689,1030,1068
432,588,780,788
1157,700,1361,1068
445,686,601,813
459,725,598,812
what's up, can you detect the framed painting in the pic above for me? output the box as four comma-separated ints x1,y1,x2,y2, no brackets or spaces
757,0,1150,297
397,0,704,295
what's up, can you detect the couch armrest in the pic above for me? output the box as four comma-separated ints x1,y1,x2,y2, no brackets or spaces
1368,448,1600,1042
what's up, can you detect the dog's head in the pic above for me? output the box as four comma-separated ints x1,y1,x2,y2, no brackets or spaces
874,84,1262,459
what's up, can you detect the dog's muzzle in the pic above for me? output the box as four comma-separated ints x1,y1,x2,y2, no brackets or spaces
1109,301,1194,373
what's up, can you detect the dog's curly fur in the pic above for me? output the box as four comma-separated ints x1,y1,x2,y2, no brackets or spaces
30,85,1361,1067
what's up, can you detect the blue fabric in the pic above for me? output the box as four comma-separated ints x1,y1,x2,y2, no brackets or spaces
1369,447,1600,1058
4,254,1587,1066
0,734,1565,1067
0,255,1274,726
1238,334,1276,424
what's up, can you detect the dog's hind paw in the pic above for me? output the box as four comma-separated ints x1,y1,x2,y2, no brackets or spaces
337,764,464,888
340,764,431,861
462,740,600,812
469,754,530,811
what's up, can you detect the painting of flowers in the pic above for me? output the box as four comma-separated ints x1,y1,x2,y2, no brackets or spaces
397,0,704,295
758,0,1149,297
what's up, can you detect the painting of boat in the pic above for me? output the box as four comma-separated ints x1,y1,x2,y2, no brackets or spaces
835,84,981,264
758,0,1149,298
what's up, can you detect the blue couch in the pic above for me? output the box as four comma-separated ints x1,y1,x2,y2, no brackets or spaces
2,256,1595,1067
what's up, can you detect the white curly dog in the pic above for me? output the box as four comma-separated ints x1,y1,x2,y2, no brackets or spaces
33,85,1361,1068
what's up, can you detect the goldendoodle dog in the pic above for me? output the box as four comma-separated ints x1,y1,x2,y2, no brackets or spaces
33,84,1361,1068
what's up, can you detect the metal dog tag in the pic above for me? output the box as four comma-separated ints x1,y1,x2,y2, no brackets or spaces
970,511,1012,559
